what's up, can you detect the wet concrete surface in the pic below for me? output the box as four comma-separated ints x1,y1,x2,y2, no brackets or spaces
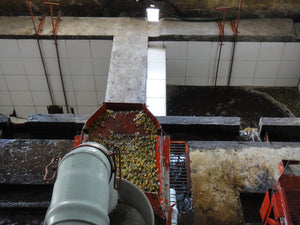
189,141,300,225
3,121,83,140
0,116,10,130
254,87,300,117
167,86,293,129
0,139,73,184
158,116,240,141
28,114,89,123
259,117,300,142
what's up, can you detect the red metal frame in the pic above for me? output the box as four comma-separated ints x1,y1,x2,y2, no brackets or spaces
74,102,171,224
155,135,171,222
260,160,300,225
170,141,191,194
185,141,191,194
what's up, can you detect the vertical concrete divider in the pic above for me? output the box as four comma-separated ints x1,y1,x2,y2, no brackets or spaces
105,18,148,103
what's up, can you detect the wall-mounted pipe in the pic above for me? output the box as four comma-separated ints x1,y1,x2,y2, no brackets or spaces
44,2,70,113
214,7,231,86
44,143,118,225
27,0,55,106
228,0,243,87
227,22,237,87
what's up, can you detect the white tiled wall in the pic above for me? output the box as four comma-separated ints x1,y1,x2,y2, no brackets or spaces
147,43,166,116
1,39,299,118
165,41,300,87
0,39,112,118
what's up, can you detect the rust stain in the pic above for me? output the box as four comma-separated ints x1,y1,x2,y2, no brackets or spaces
190,147,300,225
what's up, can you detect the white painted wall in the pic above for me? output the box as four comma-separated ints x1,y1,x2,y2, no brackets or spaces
146,43,166,116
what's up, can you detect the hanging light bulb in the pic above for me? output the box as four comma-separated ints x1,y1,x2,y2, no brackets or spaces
146,4,160,22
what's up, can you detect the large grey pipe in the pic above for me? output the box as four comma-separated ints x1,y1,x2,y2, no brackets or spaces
44,142,118,225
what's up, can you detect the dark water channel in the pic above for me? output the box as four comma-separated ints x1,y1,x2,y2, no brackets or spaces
167,86,292,129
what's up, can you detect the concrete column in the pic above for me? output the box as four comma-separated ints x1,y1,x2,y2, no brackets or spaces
105,18,148,103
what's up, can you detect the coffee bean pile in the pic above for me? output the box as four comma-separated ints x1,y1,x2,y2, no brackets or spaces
88,110,159,192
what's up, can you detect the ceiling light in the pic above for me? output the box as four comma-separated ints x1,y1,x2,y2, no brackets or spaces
147,5,159,22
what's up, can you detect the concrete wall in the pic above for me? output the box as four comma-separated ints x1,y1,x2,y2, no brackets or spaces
189,141,300,224
1,0,300,19
0,17,299,117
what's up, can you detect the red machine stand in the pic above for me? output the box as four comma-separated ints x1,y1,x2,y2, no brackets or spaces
260,160,300,225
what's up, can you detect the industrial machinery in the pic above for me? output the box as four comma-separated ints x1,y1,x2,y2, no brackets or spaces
260,160,300,225
44,103,177,225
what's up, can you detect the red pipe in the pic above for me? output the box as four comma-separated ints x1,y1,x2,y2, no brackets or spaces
27,0,55,105
43,2,70,113
36,14,46,35
214,7,231,86
27,0,37,33
52,13,70,113
227,1,242,86
236,0,243,33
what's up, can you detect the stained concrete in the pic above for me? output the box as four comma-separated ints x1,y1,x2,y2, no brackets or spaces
157,116,240,125
150,18,297,42
105,18,148,103
0,17,297,41
1,0,300,20
157,116,240,141
28,114,89,123
0,139,73,184
189,141,300,225
259,117,300,142
0,17,298,103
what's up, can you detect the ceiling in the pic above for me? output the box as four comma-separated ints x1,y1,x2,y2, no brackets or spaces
1,0,300,21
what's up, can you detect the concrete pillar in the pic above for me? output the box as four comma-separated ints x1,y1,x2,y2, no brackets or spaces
105,18,148,103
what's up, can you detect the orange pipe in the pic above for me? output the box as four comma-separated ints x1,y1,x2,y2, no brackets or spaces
27,0,37,33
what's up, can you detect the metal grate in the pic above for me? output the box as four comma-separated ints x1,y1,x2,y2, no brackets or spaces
285,190,300,224
170,141,192,214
